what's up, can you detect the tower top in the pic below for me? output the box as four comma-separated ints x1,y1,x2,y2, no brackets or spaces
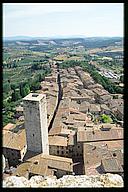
23,93,46,102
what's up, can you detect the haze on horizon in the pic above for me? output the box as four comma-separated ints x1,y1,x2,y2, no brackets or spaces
3,3,123,38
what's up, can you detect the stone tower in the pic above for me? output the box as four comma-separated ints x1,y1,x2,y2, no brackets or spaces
23,93,49,154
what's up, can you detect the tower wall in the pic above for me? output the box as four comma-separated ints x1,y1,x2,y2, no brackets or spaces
23,93,49,154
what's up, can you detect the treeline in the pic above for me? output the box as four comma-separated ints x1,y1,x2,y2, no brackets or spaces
3,65,51,126
59,60,123,94
4,65,51,102
3,61,18,69
59,60,79,69
80,61,123,94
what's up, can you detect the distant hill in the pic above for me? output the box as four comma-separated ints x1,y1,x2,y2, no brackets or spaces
3,35,87,41
3,36,43,41
3,36,123,49
84,37,123,48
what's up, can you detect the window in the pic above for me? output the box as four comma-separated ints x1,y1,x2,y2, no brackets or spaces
33,134,34,137
32,94,39,97
113,153,117,157
34,161,39,165
61,151,64,154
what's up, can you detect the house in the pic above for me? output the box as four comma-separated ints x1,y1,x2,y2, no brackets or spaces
49,135,68,157
87,84,103,90
15,106,24,118
3,129,27,167
83,140,123,175
13,154,73,179
93,88,108,97
89,104,101,115
101,157,123,174
107,100,119,109
97,94,112,104
70,96,91,104
100,104,111,115
3,123,15,132
77,128,123,143
115,106,123,121
79,102,90,113
45,76,57,83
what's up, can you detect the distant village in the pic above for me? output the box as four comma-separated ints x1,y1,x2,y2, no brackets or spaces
3,60,123,179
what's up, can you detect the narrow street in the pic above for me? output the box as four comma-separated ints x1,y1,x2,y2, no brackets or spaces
48,63,63,131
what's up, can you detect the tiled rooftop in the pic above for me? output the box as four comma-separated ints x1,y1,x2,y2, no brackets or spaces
49,135,67,146
3,123,15,131
77,128,123,142
3,129,26,150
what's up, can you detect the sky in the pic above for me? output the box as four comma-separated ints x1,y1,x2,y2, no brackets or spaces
3,3,124,37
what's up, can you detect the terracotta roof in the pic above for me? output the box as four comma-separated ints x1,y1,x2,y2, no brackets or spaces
49,126,62,135
59,128,74,136
117,105,123,114
3,129,26,150
84,140,123,151
83,140,123,175
99,94,112,102
13,155,53,177
87,84,103,90
77,128,123,142
49,135,67,146
29,158,48,176
41,154,73,172
3,123,15,131
100,104,111,111
3,130,10,135
68,113,87,122
101,158,123,173
25,153,73,173
13,162,31,177
93,88,108,96
82,89,95,97
89,104,101,112
16,106,23,112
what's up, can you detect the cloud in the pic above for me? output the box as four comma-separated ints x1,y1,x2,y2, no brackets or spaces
4,3,122,19
3,3,123,37
3,3,91,19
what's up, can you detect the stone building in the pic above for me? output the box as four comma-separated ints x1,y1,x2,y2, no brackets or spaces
3,129,27,167
23,93,49,154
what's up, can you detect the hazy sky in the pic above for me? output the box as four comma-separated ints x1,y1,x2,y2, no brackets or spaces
3,3,124,37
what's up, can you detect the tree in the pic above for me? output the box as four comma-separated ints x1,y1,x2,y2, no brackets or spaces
120,75,124,83
100,114,113,123
3,83,11,93
31,63,41,70
11,83,18,90
20,82,30,97
11,88,21,101
30,81,41,91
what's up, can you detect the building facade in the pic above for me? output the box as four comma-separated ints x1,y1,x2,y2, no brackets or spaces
23,93,49,154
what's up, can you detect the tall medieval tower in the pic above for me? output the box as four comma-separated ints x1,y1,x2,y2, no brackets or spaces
23,93,49,154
